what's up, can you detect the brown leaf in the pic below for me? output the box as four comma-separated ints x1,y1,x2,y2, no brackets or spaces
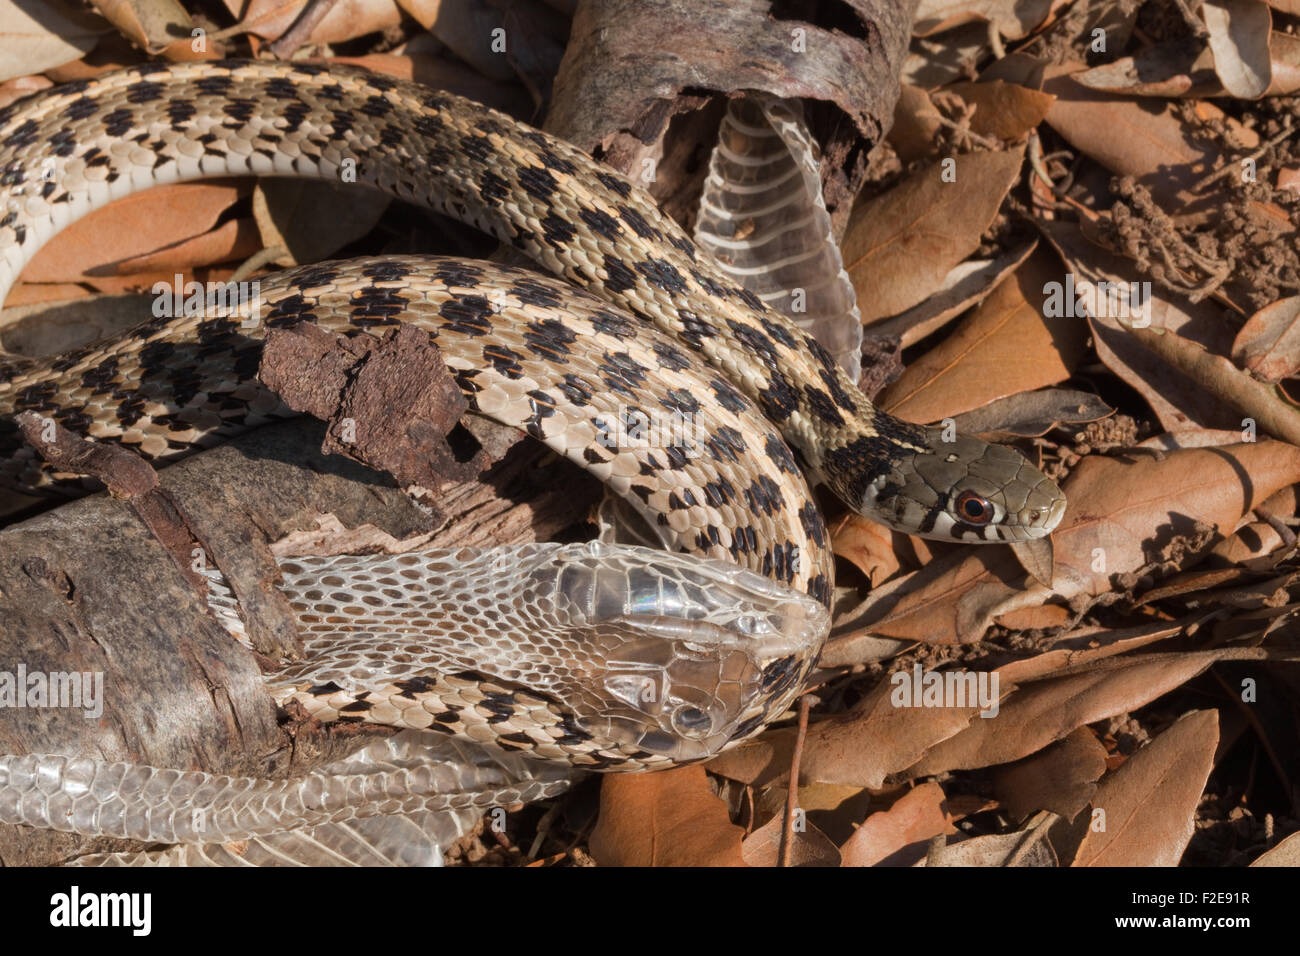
0,0,110,83
1251,829,1300,866
1073,709,1219,866
908,655,1219,776
1200,0,1273,100
830,512,900,587
741,812,840,867
868,242,1036,348
839,781,954,867
845,148,1025,324
994,726,1108,821
19,181,250,286
913,0,1054,40
947,79,1055,141
589,765,747,866
235,0,402,45
88,0,190,53
252,181,389,268
1043,67,1217,206
876,250,1088,422
1233,296,1300,383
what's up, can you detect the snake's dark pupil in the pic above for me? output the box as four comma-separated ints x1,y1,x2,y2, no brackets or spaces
677,707,709,731
957,493,991,523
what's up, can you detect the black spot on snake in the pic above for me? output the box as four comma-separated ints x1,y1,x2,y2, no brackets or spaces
482,344,524,379
478,169,509,205
517,165,558,201
541,212,577,247
125,81,165,104
678,311,716,350
634,258,687,295
460,134,492,163
578,207,622,241
438,295,494,336
558,372,594,406
590,308,636,340
707,378,749,414
659,387,699,416
4,119,39,150
758,371,800,423
360,94,393,117
584,448,609,466
798,501,826,548
819,368,857,413
66,97,98,121
705,426,748,464
432,260,483,289
509,277,564,309
523,317,576,361
194,74,234,96
79,358,119,394
802,384,845,427
597,351,648,397
651,341,690,371
760,317,798,349
602,255,637,294
596,172,633,197
617,205,661,240
361,260,412,283
744,475,785,517
703,477,737,506
726,320,780,369
689,269,730,299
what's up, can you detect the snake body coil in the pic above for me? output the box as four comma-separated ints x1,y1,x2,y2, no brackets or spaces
0,62,1065,794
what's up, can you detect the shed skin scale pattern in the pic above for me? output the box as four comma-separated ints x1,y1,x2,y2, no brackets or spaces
0,60,1065,544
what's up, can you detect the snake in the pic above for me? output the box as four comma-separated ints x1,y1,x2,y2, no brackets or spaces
0,60,1065,847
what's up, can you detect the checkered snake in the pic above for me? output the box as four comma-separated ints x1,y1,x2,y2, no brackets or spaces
0,61,1064,846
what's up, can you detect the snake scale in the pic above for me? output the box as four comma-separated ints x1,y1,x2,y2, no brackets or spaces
0,61,1066,843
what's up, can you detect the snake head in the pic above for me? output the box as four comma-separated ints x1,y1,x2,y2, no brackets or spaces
552,545,830,764
863,430,1066,543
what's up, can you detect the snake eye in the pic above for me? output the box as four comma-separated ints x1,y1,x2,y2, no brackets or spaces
955,490,994,525
672,705,713,738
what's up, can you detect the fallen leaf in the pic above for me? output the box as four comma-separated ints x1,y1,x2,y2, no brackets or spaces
589,765,747,866
741,812,840,867
1073,709,1219,866
1232,296,1300,383
839,781,954,867
947,79,1055,141
877,250,1088,423
994,726,1108,822
0,0,109,82
19,181,250,287
1200,0,1272,100
844,148,1024,324
908,655,1220,775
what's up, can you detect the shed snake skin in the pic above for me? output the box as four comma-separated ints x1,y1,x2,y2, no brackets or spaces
0,61,1065,848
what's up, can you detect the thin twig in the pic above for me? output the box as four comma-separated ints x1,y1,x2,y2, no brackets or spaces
269,0,341,59
1191,121,1295,194
779,694,815,868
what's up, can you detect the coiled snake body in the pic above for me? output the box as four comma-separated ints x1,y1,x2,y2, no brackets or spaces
0,61,1064,808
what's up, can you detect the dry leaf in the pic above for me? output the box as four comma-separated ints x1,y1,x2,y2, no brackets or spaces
913,0,1054,40
1250,829,1300,865
0,0,109,82
1200,0,1272,100
947,79,1055,141
908,655,1220,775
877,251,1087,423
589,765,747,866
18,182,250,287
994,726,1108,822
1232,296,1300,383
845,148,1024,324
741,812,840,867
839,781,954,867
88,0,190,53
1073,709,1219,866
252,181,390,268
